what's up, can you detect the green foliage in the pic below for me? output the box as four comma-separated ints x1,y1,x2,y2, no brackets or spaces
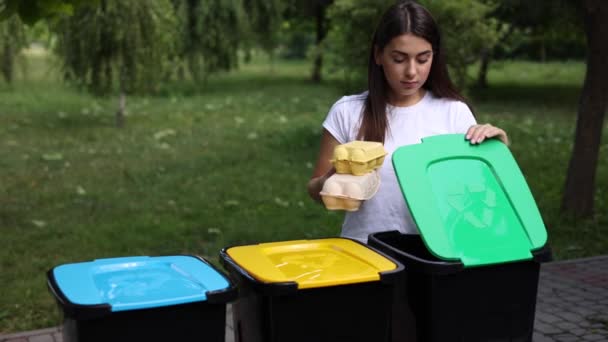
0,15,26,83
325,0,389,86
0,0,97,24
486,0,585,61
172,0,242,82
325,0,500,88
24,20,53,45
277,20,314,60
53,0,177,95
243,0,286,55
421,0,500,86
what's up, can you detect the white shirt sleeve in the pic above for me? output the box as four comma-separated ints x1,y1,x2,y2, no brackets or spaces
451,101,477,134
322,98,351,144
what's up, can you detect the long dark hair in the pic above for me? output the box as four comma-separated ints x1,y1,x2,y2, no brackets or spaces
359,1,470,142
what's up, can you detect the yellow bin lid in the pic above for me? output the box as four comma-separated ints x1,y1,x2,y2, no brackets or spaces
225,238,397,289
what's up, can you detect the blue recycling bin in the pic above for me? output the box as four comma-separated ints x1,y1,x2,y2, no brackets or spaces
47,255,236,342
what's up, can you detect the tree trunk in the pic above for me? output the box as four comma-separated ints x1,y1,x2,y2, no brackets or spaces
116,90,126,128
477,48,490,89
116,67,126,128
539,37,546,63
103,60,112,94
311,3,328,83
1,41,13,84
177,61,185,81
269,50,275,73
91,57,101,94
476,25,515,89
244,49,252,64
561,0,608,218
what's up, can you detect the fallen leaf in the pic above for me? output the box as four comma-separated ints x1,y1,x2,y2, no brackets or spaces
224,200,240,207
76,186,86,195
42,153,63,161
32,220,47,228
274,197,290,207
154,129,176,140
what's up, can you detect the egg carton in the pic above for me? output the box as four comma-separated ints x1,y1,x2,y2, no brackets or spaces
331,141,387,176
320,171,380,211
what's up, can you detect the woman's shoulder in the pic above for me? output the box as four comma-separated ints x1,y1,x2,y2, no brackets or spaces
330,91,368,110
425,92,471,113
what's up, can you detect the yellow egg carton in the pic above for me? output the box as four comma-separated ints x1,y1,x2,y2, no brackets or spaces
320,171,380,211
331,141,387,176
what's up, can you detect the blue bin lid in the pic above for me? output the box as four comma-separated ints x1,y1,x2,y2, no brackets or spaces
52,255,230,312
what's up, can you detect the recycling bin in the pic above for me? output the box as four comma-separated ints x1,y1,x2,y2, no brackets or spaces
369,231,551,342
47,255,236,342
219,238,404,342
368,134,552,342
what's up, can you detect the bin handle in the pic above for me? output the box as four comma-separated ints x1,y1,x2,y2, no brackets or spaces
46,268,112,320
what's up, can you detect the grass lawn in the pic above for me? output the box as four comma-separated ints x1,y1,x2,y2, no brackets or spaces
0,54,606,333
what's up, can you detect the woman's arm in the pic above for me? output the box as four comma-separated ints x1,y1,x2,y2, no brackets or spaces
307,129,340,203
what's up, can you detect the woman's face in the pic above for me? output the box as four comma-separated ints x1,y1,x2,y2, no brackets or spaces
374,33,433,107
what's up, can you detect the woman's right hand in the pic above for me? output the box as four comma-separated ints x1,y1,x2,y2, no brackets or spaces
307,167,336,203
307,129,340,203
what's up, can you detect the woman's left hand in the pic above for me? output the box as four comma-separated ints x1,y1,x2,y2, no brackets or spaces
466,124,509,145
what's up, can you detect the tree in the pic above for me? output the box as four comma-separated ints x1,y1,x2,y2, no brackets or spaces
288,0,334,82
242,0,285,67
325,0,499,88
172,0,242,84
0,15,26,84
0,0,97,24
476,0,583,88
561,0,608,218
325,0,391,87
422,0,500,88
53,0,177,126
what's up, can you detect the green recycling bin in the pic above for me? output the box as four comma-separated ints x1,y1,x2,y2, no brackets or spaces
368,134,552,342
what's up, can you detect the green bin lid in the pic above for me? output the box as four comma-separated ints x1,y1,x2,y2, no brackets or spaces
392,134,547,267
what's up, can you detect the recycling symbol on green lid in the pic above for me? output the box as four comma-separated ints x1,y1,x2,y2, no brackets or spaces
447,183,498,230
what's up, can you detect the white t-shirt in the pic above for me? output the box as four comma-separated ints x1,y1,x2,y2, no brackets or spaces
323,91,477,242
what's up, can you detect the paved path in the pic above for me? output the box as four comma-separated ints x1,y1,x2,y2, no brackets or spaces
533,256,608,342
1,256,607,342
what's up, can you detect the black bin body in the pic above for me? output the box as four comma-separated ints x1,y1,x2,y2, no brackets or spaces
59,301,229,342
368,231,552,342
220,240,404,342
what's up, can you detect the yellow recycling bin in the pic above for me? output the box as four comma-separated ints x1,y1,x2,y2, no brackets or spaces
220,238,403,342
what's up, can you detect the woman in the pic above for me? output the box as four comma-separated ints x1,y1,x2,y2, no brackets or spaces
307,1,508,243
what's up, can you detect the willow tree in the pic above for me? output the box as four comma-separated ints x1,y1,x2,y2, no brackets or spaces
288,0,334,82
0,15,26,84
243,0,285,67
172,0,242,84
54,0,176,127
0,0,97,24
